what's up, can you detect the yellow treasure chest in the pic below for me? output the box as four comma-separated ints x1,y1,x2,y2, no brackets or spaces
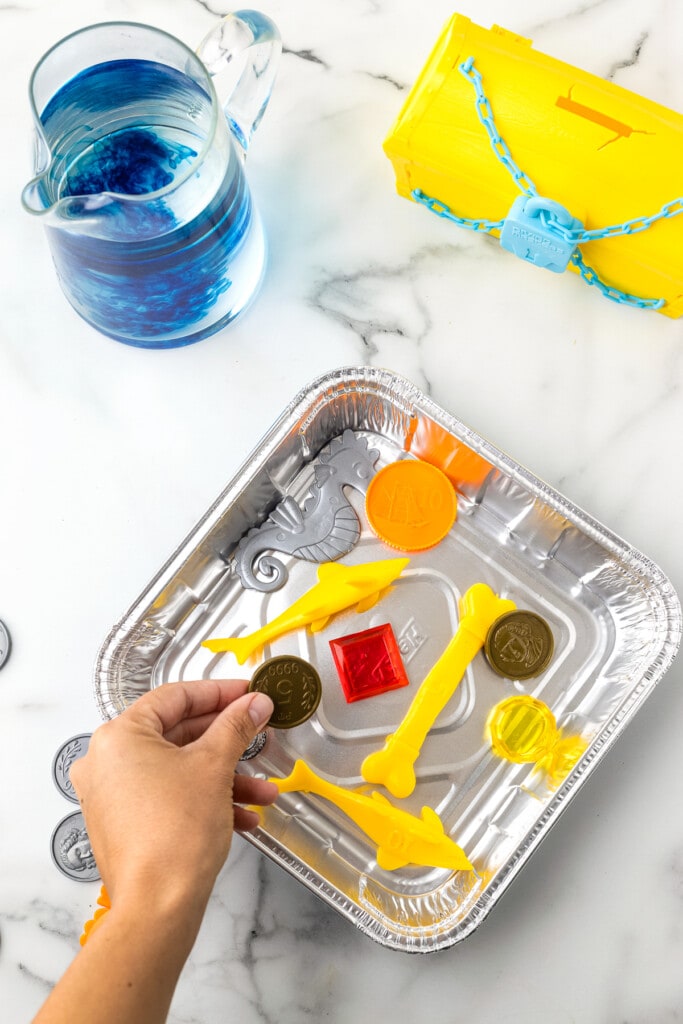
384,13,683,317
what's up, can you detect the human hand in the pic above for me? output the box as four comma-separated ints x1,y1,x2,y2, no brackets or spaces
70,680,276,924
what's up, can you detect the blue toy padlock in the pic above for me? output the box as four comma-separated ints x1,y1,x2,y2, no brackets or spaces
499,196,583,273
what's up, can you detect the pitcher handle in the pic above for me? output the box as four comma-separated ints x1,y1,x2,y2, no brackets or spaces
197,10,281,154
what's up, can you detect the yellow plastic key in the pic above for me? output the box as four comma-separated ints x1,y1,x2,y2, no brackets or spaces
361,583,516,798
271,759,472,872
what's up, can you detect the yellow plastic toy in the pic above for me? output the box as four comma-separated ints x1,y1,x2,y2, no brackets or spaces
79,885,111,947
203,557,410,663
361,583,516,798
384,13,683,315
487,695,587,787
271,759,473,872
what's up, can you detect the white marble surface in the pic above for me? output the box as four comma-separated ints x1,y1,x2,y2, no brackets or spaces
2,0,683,1020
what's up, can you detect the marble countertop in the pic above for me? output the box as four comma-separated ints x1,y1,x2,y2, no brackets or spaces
2,0,683,1020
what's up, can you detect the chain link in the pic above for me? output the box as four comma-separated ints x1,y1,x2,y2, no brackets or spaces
571,251,665,309
459,57,538,197
412,56,678,310
412,189,503,234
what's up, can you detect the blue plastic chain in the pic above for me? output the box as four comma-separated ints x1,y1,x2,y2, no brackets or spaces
411,55,683,310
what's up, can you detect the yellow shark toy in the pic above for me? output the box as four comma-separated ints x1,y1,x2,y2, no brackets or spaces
203,557,410,664
271,759,473,872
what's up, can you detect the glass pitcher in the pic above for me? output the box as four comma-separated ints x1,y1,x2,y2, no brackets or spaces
21,13,280,349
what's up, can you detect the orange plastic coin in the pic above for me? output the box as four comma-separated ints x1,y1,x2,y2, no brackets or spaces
365,459,457,552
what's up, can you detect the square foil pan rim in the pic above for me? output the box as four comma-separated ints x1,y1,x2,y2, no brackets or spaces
93,365,682,953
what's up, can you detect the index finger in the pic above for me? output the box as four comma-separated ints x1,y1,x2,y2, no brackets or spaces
127,679,251,736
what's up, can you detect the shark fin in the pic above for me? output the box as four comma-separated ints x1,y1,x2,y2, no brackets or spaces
316,562,347,581
370,791,392,807
354,590,381,613
420,806,445,834
309,615,331,632
376,846,409,871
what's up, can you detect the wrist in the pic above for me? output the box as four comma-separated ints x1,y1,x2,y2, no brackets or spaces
109,873,212,956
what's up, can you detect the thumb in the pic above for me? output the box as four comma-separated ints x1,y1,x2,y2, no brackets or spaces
201,691,274,768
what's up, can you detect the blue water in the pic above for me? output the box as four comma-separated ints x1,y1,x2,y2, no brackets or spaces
39,60,262,347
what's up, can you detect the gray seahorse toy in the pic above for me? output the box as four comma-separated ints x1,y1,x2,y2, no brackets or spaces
233,429,380,591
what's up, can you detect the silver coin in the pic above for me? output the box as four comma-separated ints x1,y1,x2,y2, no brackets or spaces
0,618,10,670
52,734,91,803
50,811,100,882
240,731,268,760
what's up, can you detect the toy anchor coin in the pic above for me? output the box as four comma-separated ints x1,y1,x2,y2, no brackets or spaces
0,618,11,670
485,610,554,680
248,656,322,729
365,459,457,552
52,734,92,803
51,810,100,882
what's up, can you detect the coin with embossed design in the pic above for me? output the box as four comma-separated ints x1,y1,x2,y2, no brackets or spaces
248,656,322,729
485,611,554,680
365,458,457,552
240,731,268,760
51,810,100,882
52,734,92,803
0,618,11,670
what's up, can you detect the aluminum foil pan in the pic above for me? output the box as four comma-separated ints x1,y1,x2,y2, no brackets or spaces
95,367,681,952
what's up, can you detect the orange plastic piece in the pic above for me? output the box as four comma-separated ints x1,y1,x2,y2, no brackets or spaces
203,556,410,664
487,695,587,786
79,885,111,947
406,417,493,491
271,759,472,872
365,460,457,552
361,583,516,797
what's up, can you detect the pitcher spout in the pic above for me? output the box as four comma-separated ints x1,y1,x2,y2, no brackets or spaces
21,174,116,232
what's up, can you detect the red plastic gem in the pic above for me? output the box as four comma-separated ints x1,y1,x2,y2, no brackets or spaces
329,623,410,703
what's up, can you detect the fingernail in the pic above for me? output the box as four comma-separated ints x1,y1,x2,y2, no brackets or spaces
249,692,274,728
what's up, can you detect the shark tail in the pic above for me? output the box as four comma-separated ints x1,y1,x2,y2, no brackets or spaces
201,634,258,664
272,759,319,795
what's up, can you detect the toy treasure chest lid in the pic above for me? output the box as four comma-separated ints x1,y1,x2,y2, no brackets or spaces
384,13,683,316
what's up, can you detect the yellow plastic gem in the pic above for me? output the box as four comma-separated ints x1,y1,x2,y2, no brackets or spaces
203,557,410,664
271,759,473,873
361,583,516,798
486,695,587,785
487,696,557,762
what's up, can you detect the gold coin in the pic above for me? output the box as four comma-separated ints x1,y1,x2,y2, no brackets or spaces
248,656,322,729
485,611,553,680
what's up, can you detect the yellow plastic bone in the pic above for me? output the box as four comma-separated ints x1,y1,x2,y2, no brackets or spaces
361,583,516,798
203,557,410,664
270,759,472,872
384,13,683,316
